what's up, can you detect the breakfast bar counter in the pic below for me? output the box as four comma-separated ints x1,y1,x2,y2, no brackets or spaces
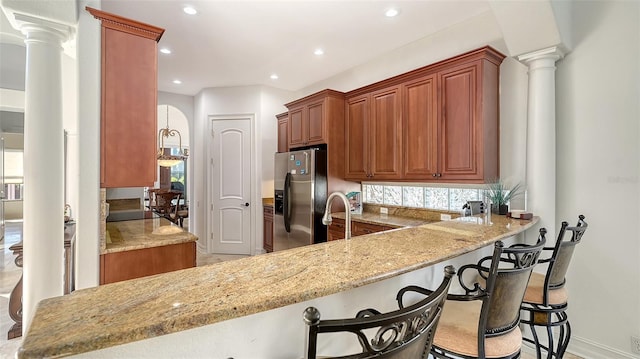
103,216,197,254
19,215,538,358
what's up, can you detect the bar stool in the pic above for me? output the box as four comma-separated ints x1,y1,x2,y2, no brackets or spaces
303,266,456,359
520,215,588,359
425,229,547,359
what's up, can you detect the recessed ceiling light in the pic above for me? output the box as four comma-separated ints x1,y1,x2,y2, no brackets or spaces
160,48,171,54
173,80,182,84
183,6,197,15
314,48,324,56
385,8,399,17
270,74,279,80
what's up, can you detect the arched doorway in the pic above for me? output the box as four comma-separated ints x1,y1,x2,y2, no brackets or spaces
152,104,190,225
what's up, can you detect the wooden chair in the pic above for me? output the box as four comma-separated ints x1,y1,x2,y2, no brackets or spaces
154,191,178,215
147,188,169,212
303,265,455,359
520,215,588,359
169,193,189,227
428,229,547,359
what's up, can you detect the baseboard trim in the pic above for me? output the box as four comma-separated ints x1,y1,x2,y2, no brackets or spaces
568,335,639,359
522,336,639,359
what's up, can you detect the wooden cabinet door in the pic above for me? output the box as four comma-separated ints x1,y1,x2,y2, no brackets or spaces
101,26,158,188
351,221,390,236
344,95,369,180
263,206,274,252
276,113,288,153
288,106,305,148
438,62,480,180
328,218,346,241
403,74,438,179
100,241,195,284
307,99,325,145
369,86,402,180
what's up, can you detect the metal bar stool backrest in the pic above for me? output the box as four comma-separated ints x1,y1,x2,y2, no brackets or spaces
304,266,456,359
543,215,588,304
472,230,546,338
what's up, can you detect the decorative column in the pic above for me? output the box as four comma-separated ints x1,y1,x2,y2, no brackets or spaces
518,46,565,239
14,13,73,333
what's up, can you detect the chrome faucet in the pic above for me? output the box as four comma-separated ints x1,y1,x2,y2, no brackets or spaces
322,192,351,239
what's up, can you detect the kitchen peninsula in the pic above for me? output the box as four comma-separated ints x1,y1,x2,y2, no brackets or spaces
101,212,197,284
19,215,537,358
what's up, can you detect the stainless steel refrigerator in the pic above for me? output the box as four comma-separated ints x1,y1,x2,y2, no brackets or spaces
274,148,327,251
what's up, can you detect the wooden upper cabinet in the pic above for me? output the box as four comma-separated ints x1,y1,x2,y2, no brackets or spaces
307,100,325,144
345,86,402,181
276,112,288,153
438,62,481,181
285,90,344,149
369,86,402,179
345,95,369,179
345,46,504,183
87,7,164,188
403,74,438,178
288,107,304,148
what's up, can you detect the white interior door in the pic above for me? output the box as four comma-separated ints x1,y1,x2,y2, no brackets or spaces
210,118,252,254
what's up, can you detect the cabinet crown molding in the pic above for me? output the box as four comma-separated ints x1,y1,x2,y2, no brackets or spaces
86,6,165,42
346,46,506,98
284,89,344,109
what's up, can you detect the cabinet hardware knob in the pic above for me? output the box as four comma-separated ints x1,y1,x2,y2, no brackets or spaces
244,202,250,207
432,173,437,177
437,173,442,177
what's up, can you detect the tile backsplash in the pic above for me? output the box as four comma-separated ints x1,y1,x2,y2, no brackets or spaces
363,184,486,212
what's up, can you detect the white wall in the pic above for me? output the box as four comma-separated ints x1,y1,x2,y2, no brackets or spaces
75,0,102,289
192,86,292,253
259,86,294,196
295,11,505,98
556,1,639,357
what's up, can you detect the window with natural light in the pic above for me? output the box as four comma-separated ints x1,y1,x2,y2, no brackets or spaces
4,149,24,200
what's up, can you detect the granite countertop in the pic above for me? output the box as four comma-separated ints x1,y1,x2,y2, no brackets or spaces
332,211,432,228
103,217,197,254
19,215,538,358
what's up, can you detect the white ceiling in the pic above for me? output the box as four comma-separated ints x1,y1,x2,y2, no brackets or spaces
100,0,493,96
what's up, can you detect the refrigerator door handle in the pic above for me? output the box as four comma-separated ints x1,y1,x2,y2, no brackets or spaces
284,172,292,232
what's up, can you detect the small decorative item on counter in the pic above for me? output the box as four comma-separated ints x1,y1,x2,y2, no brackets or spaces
346,191,362,215
485,179,523,215
462,200,485,216
507,210,533,220
64,204,72,223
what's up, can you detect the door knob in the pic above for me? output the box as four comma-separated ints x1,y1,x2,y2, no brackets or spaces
244,202,250,207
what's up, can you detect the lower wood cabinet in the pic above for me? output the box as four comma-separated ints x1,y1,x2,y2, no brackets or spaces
328,218,392,241
100,241,196,284
328,218,347,241
263,205,274,253
352,221,394,236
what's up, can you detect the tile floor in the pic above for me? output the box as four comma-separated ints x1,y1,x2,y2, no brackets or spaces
0,221,582,359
